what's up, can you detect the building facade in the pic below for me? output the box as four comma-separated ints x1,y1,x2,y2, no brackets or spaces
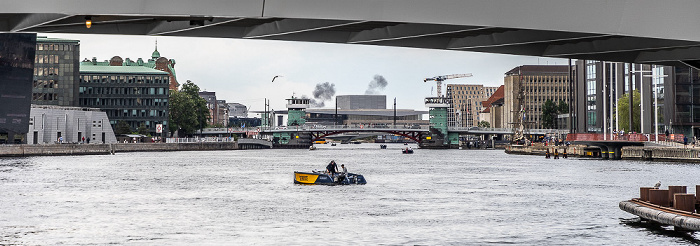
227,103,248,118
504,65,570,130
0,33,35,144
83,43,178,91
33,36,80,107
446,84,498,127
79,60,170,136
336,95,386,109
572,61,674,135
27,105,117,144
481,85,505,128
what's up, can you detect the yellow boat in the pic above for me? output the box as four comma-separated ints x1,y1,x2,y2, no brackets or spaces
294,170,366,185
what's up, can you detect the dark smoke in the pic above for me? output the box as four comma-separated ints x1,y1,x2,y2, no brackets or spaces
309,82,335,107
365,75,388,95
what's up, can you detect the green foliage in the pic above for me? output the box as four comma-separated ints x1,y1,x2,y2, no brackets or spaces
616,90,641,132
137,123,149,135
541,100,570,129
115,121,132,135
168,80,210,136
541,99,558,128
478,120,490,128
557,100,569,114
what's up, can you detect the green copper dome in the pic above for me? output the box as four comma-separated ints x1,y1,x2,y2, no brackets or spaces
151,49,160,59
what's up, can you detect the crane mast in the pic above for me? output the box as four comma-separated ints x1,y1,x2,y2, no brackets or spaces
424,73,472,97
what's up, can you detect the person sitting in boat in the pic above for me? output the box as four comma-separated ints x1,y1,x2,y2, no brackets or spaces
341,164,347,175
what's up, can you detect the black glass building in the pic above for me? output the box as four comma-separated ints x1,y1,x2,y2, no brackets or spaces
0,33,36,143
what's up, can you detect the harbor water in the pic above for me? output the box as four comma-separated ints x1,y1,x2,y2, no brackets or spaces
2,143,700,245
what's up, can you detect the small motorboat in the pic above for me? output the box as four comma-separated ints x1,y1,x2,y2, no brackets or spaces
402,148,414,154
294,170,367,185
380,144,387,149
309,146,317,150
331,143,337,146
404,143,408,145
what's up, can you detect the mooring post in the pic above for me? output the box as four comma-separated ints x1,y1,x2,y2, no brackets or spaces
640,187,654,201
649,189,670,207
669,186,687,207
674,194,696,213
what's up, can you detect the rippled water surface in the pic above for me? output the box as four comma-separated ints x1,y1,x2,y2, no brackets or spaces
2,143,700,245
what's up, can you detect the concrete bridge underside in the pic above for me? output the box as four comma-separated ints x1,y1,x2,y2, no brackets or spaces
3,0,700,67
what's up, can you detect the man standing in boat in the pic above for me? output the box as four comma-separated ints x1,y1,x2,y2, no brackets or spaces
326,161,338,175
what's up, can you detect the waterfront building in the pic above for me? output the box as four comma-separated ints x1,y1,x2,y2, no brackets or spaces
227,103,248,118
445,84,498,127
669,66,700,137
571,61,674,135
33,36,80,107
481,85,505,128
79,59,170,136
336,95,386,110
199,91,217,126
83,43,178,91
503,65,570,130
0,33,35,144
27,105,117,144
199,91,229,127
216,99,229,127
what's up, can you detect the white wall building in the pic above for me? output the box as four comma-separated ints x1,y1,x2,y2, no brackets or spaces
27,105,117,144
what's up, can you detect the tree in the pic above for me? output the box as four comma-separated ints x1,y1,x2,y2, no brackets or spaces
478,120,490,128
115,121,131,135
168,80,210,136
137,123,149,135
616,90,641,132
557,100,569,114
541,99,558,129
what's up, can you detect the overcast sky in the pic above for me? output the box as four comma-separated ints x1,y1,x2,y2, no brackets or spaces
43,33,567,112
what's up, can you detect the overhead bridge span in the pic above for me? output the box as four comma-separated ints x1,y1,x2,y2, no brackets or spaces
3,0,700,67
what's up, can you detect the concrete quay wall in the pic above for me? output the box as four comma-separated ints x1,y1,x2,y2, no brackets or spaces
0,142,240,157
505,144,586,157
623,146,700,162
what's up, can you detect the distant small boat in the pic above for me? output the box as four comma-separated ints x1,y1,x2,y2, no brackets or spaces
331,143,337,146
309,146,317,150
380,144,387,149
404,143,408,145
402,148,414,154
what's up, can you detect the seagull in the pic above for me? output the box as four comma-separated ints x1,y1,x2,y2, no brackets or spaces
654,181,661,189
271,75,282,82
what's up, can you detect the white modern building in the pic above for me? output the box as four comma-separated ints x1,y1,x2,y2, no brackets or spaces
27,105,117,144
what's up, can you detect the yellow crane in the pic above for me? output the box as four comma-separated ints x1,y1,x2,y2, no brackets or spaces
424,73,472,97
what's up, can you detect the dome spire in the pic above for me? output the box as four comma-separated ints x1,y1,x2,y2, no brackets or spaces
151,39,161,59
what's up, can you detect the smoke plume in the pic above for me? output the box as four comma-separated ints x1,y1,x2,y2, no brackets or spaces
309,82,335,107
365,75,388,95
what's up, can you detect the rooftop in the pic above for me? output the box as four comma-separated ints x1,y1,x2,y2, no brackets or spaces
37,36,79,43
505,65,570,76
80,63,169,75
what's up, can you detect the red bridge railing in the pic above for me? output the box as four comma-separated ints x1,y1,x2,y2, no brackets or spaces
566,133,685,142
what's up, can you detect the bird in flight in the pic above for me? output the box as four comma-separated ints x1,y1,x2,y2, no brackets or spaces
272,75,282,82
654,181,661,189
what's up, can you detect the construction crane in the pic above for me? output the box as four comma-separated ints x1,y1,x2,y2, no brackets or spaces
424,73,473,97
